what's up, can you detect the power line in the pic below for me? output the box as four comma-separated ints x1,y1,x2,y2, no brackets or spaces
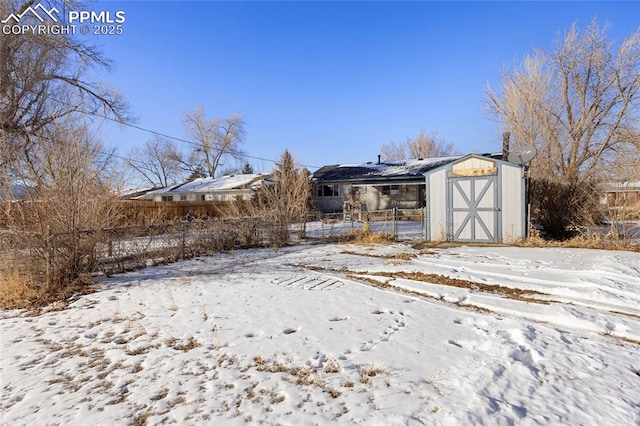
35,93,322,170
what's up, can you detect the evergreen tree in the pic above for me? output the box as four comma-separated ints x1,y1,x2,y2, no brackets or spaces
186,165,207,181
258,150,311,245
241,162,254,174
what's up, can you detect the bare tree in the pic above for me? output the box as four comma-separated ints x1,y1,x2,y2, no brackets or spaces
0,0,129,198
486,18,640,238
381,132,456,161
0,0,130,304
182,106,245,178
127,136,186,188
487,18,640,185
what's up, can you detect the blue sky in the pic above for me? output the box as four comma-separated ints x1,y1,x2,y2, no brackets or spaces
91,1,639,172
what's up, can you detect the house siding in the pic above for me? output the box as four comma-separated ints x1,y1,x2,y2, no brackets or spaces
314,183,427,213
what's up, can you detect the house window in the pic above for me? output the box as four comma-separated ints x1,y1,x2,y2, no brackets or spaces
198,194,206,201
180,195,187,201
161,195,173,202
317,184,340,197
380,185,400,196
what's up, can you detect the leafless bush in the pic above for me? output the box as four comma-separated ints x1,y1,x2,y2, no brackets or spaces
529,178,601,240
1,122,122,306
95,214,285,277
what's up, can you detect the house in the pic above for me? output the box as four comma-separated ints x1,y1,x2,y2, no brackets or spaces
311,154,526,243
311,156,462,213
119,186,158,200
138,174,269,202
601,180,640,213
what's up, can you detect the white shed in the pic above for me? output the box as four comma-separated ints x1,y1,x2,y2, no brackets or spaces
423,154,525,243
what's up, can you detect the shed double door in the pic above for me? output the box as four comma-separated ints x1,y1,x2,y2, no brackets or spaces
447,175,500,242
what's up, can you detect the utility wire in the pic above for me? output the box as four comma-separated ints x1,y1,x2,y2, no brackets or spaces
35,93,322,170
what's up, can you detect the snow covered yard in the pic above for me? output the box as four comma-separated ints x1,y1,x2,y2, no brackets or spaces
1,242,639,425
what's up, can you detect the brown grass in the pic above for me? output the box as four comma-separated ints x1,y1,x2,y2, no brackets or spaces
131,409,152,426
322,356,342,374
165,336,199,351
359,364,390,385
0,268,97,311
516,235,640,253
375,270,550,303
603,333,640,346
0,269,41,310
609,310,640,320
327,229,396,245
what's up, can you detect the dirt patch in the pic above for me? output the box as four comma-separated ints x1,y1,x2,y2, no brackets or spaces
373,271,550,303
296,264,555,305
610,310,640,320
345,274,494,313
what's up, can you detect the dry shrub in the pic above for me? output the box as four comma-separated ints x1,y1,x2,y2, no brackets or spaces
529,178,601,240
3,122,121,305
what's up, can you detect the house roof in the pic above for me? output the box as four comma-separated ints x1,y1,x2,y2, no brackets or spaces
120,186,158,199
603,180,640,192
311,156,462,184
146,174,269,195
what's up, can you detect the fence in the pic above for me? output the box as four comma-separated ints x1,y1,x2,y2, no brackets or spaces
303,208,426,241
0,200,254,229
4,207,638,291
0,214,291,288
117,200,253,224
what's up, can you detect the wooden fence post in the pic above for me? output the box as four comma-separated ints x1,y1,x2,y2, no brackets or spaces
180,221,187,259
392,207,398,237
45,226,53,289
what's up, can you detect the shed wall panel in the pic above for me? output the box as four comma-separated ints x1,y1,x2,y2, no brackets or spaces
500,164,525,242
428,169,448,240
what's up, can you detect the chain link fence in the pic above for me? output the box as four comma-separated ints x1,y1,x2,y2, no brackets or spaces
0,214,292,287
302,208,426,242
